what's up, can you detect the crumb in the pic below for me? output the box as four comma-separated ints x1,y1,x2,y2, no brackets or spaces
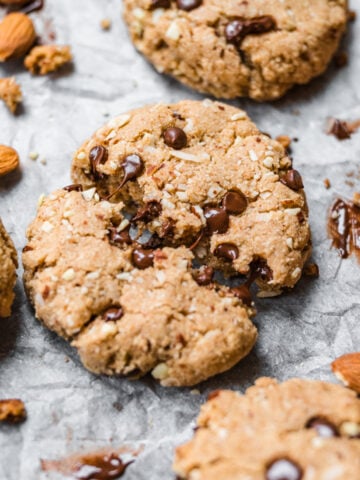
0,77,22,113
348,10,356,22
24,45,72,75
0,399,27,423
326,118,351,140
29,151,39,161
40,157,47,165
100,18,111,31
334,51,348,68
353,192,360,208
324,178,331,189
275,135,292,150
304,263,320,278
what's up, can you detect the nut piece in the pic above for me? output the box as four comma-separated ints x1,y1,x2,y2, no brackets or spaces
0,77,22,113
0,144,19,176
0,13,36,62
24,44,72,75
332,353,360,394
276,135,292,150
0,399,26,423
100,18,112,31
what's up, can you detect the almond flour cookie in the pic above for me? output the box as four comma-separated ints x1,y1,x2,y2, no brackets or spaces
23,189,257,386
0,219,18,317
72,100,311,293
122,0,348,101
174,377,360,479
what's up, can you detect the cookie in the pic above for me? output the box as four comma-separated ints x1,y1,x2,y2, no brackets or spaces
0,219,18,318
122,0,348,101
23,189,257,386
72,100,311,293
174,377,360,479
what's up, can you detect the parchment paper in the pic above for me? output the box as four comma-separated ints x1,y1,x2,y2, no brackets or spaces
0,1,360,478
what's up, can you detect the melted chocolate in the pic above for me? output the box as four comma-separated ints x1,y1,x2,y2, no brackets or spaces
89,146,108,180
103,307,124,322
222,191,247,215
280,170,304,191
108,226,132,246
214,243,239,261
204,207,229,234
328,198,360,261
41,450,133,480
163,127,187,150
306,417,339,438
192,266,214,286
132,201,162,223
266,458,303,480
232,285,252,307
63,184,83,192
132,248,155,269
225,16,276,45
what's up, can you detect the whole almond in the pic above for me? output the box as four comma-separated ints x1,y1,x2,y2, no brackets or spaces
0,12,36,62
332,352,360,394
0,145,19,176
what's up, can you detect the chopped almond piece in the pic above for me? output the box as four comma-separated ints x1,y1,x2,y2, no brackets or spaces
0,77,22,113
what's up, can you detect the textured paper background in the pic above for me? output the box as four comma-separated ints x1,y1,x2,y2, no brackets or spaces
0,1,360,478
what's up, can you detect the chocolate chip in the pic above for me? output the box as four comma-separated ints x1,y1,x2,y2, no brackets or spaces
89,145,108,180
120,154,144,187
193,266,214,286
225,16,276,45
132,201,162,223
163,127,187,150
108,226,132,246
214,243,239,261
280,170,304,191
204,207,229,234
306,417,339,438
132,248,155,269
150,0,171,9
232,285,252,307
103,307,123,322
250,259,273,283
266,459,303,480
222,191,247,215
176,0,202,11
63,184,83,192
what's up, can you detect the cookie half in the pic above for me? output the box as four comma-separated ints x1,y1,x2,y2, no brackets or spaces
123,0,348,100
174,377,360,479
72,100,311,293
0,219,18,317
23,189,257,386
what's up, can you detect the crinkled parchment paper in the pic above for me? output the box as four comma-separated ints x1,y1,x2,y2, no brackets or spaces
0,1,360,478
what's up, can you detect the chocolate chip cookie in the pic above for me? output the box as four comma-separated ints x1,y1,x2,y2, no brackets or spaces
23,189,257,386
174,377,360,479
122,0,348,100
0,219,17,317
72,100,311,293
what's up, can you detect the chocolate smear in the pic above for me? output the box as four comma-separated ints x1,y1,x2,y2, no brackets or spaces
41,448,138,480
328,198,360,261
89,145,108,180
232,285,252,307
132,201,162,223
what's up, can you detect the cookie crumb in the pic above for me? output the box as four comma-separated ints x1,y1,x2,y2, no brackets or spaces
24,45,72,75
0,399,27,423
334,51,348,68
304,263,320,278
353,192,360,208
0,77,22,113
348,10,357,22
100,18,112,31
275,135,292,150
327,118,351,140
324,178,331,189
29,151,39,161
